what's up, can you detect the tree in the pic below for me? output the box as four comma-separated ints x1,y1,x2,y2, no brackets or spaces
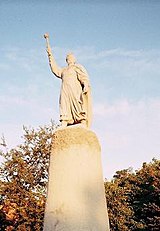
105,168,140,231
105,159,160,231
132,159,160,231
0,121,57,230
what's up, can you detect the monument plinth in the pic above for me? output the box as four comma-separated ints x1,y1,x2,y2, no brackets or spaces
43,126,110,231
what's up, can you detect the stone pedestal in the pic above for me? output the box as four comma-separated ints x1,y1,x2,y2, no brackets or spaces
43,126,110,231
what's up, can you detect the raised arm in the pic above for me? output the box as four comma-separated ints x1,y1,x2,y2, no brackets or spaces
44,33,62,78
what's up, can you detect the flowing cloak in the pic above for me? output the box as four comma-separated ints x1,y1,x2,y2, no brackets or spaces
59,64,92,128
74,64,92,128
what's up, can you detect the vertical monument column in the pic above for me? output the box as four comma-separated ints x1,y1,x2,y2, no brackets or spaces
43,126,110,231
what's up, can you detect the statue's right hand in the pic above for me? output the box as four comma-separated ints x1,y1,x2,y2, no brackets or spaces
44,33,49,39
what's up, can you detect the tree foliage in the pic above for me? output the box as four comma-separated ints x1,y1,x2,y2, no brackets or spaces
105,168,136,231
105,159,160,231
132,160,160,230
0,122,57,230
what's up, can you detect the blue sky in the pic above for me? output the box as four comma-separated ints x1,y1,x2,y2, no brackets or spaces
0,0,160,179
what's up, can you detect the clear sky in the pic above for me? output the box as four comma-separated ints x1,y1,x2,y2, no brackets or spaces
0,0,160,179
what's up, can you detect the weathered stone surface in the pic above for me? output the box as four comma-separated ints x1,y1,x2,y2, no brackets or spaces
43,126,110,231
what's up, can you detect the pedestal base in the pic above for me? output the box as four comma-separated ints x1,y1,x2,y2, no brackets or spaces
43,126,110,231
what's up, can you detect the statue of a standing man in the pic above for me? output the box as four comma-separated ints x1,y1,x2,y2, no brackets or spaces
44,33,92,128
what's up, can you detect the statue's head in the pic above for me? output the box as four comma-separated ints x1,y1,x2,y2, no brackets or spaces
66,53,76,65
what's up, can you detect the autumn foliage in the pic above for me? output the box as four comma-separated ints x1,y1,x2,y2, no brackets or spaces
105,160,160,230
0,122,56,230
0,123,159,230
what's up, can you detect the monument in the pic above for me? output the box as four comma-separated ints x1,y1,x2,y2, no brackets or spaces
43,33,110,231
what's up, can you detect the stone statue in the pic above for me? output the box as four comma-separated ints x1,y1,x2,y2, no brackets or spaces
44,33,92,128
